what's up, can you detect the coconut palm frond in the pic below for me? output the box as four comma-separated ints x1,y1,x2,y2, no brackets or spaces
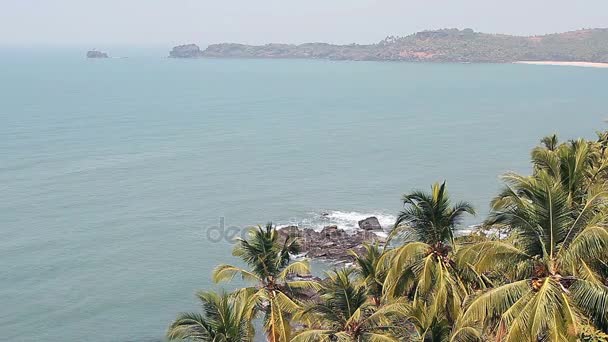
394,182,475,246
167,289,255,342
576,260,605,285
167,312,212,341
290,329,334,342
460,279,530,327
362,332,401,342
212,264,261,283
560,187,608,250
278,260,312,280
264,289,300,342
449,326,482,342
381,242,430,298
562,226,608,268
570,279,608,331
456,240,530,275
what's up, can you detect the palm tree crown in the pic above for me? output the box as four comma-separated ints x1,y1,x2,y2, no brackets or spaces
392,181,475,246
212,223,318,342
167,289,255,342
293,268,403,342
460,172,608,340
351,243,386,307
381,182,476,326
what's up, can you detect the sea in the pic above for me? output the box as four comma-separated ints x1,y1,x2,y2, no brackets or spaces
1,46,606,341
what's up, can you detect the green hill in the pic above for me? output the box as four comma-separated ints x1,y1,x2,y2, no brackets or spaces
199,28,608,63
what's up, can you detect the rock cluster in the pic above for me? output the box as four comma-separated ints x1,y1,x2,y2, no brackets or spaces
278,224,385,263
169,44,204,58
86,50,109,58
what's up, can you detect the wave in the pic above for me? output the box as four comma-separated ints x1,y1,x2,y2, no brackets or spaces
278,209,482,238
278,209,397,233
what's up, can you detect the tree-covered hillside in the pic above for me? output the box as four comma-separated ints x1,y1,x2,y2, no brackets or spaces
199,28,608,63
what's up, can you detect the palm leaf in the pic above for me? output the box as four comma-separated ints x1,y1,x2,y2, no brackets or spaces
277,260,312,280
450,326,482,342
290,329,334,342
212,264,261,283
460,279,530,327
570,279,608,331
167,312,212,341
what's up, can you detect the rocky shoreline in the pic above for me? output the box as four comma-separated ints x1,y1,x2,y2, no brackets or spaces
278,216,387,263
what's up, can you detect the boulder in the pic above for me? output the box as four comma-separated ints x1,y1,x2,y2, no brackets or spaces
278,225,300,237
358,216,382,231
169,44,205,58
320,225,343,238
86,50,109,58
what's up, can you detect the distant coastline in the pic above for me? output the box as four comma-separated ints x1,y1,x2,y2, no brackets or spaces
514,61,608,68
171,28,608,64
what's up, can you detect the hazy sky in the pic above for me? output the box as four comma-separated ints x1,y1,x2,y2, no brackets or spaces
1,0,607,46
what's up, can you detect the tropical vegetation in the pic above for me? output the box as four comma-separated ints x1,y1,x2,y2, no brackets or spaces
201,28,608,63
168,131,608,341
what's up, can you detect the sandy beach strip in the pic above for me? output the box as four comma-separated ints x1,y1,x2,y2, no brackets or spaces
515,61,608,68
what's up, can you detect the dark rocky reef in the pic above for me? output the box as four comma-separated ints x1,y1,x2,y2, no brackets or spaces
86,50,109,58
198,28,608,63
278,224,386,263
169,44,205,58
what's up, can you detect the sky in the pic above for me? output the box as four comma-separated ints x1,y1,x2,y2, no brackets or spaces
1,0,607,46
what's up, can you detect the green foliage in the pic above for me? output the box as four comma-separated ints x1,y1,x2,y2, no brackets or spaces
391,181,476,246
169,131,608,342
293,269,404,341
351,243,386,307
211,223,318,341
167,289,255,341
202,28,608,63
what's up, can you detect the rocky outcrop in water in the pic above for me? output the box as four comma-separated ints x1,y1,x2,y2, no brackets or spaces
169,44,205,58
86,50,109,58
358,216,382,231
278,225,385,263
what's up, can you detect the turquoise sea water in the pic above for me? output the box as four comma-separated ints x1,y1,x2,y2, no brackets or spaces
1,47,607,341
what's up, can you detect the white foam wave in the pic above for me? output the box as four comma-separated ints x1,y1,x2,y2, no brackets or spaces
277,210,488,239
278,209,397,233
322,210,396,231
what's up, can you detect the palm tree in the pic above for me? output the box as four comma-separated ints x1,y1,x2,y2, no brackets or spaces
529,135,608,209
167,289,255,342
395,298,483,342
540,134,559,151
459,172,608,340
390,181,475,247
381,182,476,324
292,269,404,342
351,243,386,307
212,223,319,342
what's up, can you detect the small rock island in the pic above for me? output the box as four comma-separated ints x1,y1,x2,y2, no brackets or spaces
169,44,204,58
86,50,109,58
